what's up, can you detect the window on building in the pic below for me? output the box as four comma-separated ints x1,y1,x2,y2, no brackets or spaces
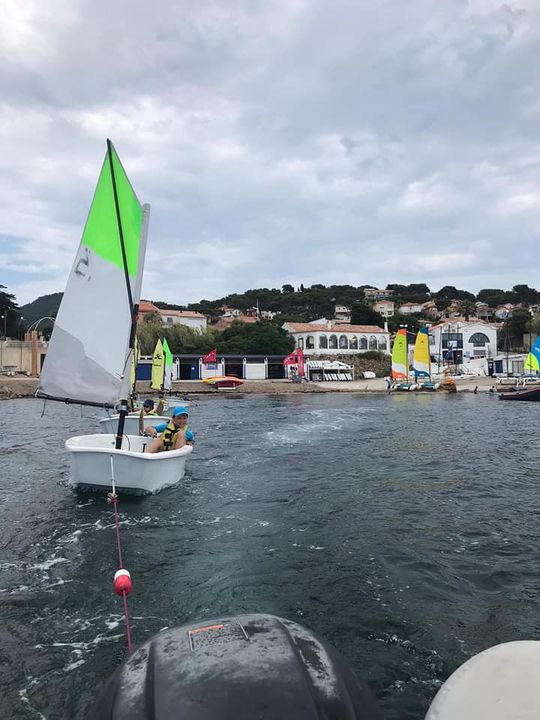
166,317,173,324
378,336,387,350
359,336,367,349
429,334,435,346
469,332,490,347
306,335,315,349
319,335,328,349
349,335,358,350
329,334,338,349
441,333,463,349
369,335,378,350
339,334,348,349
297,337,304,349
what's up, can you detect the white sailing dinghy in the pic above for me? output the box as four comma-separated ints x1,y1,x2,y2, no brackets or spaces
37,140,192,494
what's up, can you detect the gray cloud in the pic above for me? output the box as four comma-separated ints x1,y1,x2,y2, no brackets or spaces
1,0,540,305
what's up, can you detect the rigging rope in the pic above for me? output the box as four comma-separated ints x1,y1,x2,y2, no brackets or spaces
108,457,133,654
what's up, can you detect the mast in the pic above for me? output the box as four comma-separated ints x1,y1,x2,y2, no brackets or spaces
107,138,135,450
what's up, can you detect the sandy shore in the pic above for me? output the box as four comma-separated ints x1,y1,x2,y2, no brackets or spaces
0,375,497,400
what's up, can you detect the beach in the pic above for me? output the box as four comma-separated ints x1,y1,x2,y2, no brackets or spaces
0,375,496,400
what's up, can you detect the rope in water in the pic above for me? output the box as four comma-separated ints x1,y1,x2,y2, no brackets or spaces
108,456,133,654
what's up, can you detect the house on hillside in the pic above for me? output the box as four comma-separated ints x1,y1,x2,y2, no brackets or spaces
373,299,395,318
475,302,493,322
399,301,424,315
364,287,393,300
282,321,390,355
494,303,516,320
421,301,441,320
334,304,351,323
137,300,207,330
212,315,259,331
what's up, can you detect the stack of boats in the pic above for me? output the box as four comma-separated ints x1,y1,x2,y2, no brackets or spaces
37,140,192,494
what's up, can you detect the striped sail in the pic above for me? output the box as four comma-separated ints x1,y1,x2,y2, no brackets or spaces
391,328,408,380
524,336,540,373
151,339,164,390
38,141,149,407
413,328,431,378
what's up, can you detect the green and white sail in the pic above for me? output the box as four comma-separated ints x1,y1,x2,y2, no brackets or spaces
38,141,150,407
163,338,173,391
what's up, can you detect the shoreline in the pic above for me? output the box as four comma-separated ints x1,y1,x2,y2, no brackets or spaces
0,376,497,401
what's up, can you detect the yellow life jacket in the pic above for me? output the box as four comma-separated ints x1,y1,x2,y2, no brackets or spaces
160,421,190,451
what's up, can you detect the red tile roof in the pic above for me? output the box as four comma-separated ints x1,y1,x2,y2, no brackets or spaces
284,322,386,333
159,309,206,319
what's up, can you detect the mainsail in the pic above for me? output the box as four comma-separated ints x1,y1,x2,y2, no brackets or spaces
38,141,149,408
151,339,164,390
413,328,431,378
163,338,173,391
391,328,408,381
524,336,540,373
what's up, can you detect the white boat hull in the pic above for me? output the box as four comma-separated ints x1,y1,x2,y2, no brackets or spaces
99,414,169,435
66,434,193,495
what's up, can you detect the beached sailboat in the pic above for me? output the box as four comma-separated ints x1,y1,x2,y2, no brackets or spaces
38,140,192,493
413,328,440,391
391,328,417,391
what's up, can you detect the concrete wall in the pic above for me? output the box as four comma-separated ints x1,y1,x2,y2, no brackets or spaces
0,337,48,374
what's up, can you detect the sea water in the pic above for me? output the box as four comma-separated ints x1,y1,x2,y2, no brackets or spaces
0,393,538,719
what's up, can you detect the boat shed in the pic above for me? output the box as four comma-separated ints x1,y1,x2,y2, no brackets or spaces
136,354,288,381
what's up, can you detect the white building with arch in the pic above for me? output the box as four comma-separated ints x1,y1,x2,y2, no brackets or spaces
428,319,498,363
282,322,390,355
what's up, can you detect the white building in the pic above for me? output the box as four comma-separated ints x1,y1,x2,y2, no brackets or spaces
334,305,351,323
373,299,395,318
428,319,497,364
282,321,390,355
159,309,207,331
399,301,425,315
364,287,394,300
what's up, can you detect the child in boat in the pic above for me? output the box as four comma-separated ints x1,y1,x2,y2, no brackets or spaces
144,406,194,452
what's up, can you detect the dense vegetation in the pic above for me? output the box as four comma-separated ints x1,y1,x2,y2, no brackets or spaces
5,280,540,353
0,285,22,337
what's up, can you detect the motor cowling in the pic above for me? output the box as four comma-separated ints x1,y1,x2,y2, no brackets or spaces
88,613,382,719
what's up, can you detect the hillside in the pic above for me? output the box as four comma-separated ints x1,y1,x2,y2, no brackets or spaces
19,292,63,328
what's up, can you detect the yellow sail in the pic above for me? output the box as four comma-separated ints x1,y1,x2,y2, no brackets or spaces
413,328,430,378
151,339,164,390
391,329,408,380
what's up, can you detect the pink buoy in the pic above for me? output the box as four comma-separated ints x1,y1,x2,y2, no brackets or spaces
114,569,132,596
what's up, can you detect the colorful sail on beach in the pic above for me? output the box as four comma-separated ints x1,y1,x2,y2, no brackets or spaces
163,338,173,391
413,328,431,378
38,141,150,407
524,336,540,373
391,329,408,381
151,339,164,390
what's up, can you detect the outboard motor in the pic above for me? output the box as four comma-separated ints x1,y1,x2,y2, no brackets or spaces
89,613,382,719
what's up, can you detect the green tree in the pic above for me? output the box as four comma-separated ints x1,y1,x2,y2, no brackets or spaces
458,299,475,320
0,285,21,338
282,284,294,294
387,313,421,334
218,321,294,354
501,308,531,350
477,288,508,307
434,285,475,302
510,284,539,305
350,302,383,326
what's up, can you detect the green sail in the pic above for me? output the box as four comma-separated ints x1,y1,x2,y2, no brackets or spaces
38,141,149,407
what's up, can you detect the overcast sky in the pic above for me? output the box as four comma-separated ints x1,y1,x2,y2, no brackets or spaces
1,0,539,306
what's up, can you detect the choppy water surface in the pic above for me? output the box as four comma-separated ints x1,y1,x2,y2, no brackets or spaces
1,392,539,719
